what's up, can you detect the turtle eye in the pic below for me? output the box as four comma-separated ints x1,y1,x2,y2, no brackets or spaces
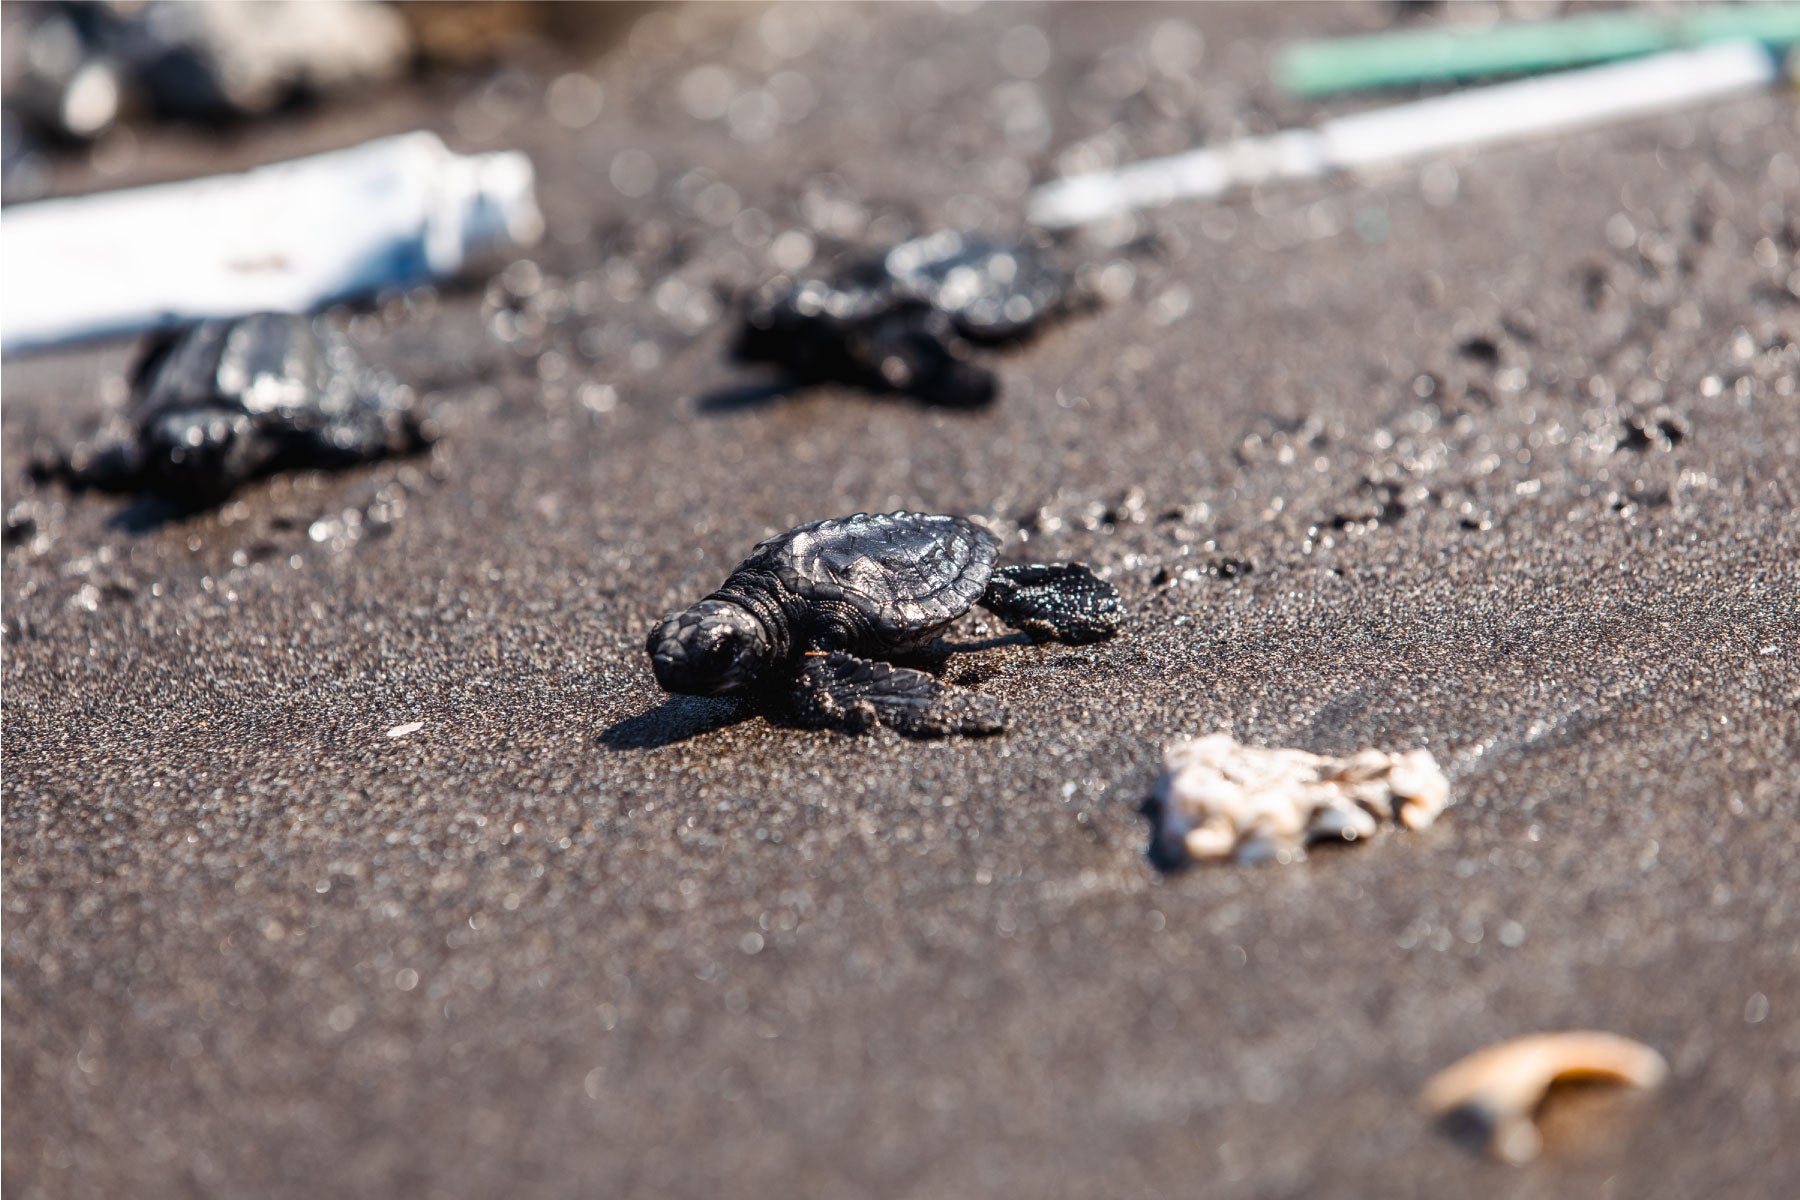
702,628,740,672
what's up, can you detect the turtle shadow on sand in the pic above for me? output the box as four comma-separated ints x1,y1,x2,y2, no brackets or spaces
105,494,202,534
20,467,224,535
689,375,996,416
2,491,199,546
928,629,1035,656
690,378,800,415
601,669,969,748
604,653,1012,746
600,695,755,750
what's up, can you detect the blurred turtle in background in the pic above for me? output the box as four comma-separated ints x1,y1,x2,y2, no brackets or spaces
31,312,434,506
1,0,411,188
733,230,1080,407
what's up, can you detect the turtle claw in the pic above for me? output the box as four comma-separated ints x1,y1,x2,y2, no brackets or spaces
981,563,1122,644
791,651,1005,738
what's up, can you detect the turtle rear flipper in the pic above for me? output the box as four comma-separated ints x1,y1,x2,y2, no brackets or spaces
281,408,434,470
982,563,1122,644
791,651,1004,738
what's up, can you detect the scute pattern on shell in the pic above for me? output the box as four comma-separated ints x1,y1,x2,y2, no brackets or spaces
758,512,1000,643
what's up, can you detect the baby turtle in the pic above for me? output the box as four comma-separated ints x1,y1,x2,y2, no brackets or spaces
31,312,432,505
732,230,1074,407
648,511,1123,737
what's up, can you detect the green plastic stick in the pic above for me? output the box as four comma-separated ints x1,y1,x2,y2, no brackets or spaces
1277,4,1800,96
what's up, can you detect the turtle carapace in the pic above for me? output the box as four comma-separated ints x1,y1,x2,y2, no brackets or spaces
647,512,1123,737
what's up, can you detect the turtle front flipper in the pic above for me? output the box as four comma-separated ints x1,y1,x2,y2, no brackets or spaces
28,429,147,494
791,651,1004,738
981,563,1122,644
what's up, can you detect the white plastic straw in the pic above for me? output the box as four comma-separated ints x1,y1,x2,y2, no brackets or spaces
1029,40,1778,229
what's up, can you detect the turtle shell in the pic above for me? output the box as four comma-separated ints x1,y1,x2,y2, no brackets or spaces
750,511,1001,648
130,313,384,430
883,231,1068,343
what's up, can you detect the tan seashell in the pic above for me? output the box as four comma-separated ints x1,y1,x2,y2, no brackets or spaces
1421,1031,1668,1164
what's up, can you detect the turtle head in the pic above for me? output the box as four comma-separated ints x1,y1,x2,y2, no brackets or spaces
648,599,771,696
142,407,261,497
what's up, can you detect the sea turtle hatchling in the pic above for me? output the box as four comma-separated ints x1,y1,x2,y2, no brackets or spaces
732,230,1076,407
648,511,1124,737
31,311,433,505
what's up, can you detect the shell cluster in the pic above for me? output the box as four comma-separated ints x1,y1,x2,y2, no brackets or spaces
1148,732,1450,866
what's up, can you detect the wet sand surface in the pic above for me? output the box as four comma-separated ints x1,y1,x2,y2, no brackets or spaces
5,4,1799,1197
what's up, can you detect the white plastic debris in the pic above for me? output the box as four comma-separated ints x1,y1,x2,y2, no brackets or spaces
1030,41,1779,228
2,131,543,352
1151,732,1450,865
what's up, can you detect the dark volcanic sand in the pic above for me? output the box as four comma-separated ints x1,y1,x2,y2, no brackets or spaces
5,4,1799,1197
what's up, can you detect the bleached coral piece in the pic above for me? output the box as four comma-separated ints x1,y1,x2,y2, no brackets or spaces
1150,733,1450,866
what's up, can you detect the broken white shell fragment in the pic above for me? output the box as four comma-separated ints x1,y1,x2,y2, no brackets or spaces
1150,733,1450,865
1421,1031,1668,1164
